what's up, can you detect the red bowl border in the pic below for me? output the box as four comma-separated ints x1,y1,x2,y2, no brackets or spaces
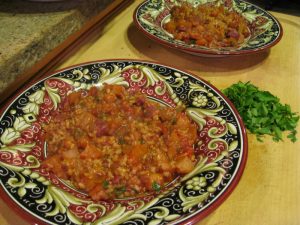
0,59,248,225
133,0,283,57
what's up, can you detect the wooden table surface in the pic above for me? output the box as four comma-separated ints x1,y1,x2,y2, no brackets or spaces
0,1,299,225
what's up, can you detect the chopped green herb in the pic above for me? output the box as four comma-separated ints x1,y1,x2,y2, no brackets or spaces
171,117,177,125
189,39,196,45
132,187,139,194
223,81,299,142
114,186,126,195
140,138,145,144
118,137,125,145
102,180,109,189
74,128,83,138
152,181,161,192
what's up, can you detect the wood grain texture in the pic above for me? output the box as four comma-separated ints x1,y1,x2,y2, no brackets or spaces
0,1,299,225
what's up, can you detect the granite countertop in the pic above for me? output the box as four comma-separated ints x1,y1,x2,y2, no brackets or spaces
0,0,113,96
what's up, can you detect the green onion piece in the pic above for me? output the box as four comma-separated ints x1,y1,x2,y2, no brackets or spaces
114,186,126,195
102,180,109,189
152,181,161,192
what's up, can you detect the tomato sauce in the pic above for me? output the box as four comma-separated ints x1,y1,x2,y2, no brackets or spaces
164,4,250,48
42,85,198,201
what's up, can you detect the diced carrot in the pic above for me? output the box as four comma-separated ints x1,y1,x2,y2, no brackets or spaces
196,38,207,46
89,186,108,201
125,144,148,164
142,172,163,190
43,155,67,179
80,144,103,159
67,91,82,106
62,149,78,159
175,156,195,174
164,21,176,33
77,136,89,149
88,86,98,96
110,84,125,93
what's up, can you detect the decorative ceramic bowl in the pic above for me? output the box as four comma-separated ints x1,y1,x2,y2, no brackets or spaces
134,0,282,57
0,60,247,224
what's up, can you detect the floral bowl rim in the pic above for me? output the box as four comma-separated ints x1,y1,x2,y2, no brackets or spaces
133,0,283,57
0,59,248,225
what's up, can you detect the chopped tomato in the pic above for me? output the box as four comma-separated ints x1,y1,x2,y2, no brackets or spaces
42,85,198,201
164,3,250,48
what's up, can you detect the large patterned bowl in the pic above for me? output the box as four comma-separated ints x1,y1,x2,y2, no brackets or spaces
0,60,247,224
134,0,282,57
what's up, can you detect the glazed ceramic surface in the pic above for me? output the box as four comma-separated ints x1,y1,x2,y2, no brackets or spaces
134,0,282,56
0,60,247,225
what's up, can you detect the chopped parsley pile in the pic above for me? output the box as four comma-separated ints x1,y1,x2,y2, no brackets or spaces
223,82,299,142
